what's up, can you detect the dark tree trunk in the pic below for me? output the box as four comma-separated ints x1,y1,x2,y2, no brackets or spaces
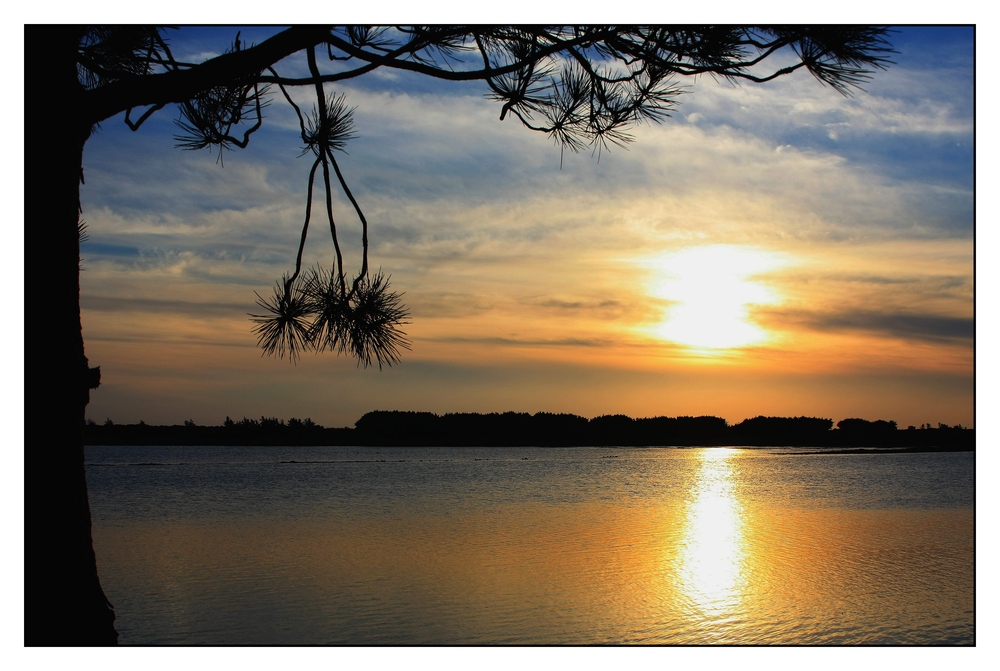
24,25,118,645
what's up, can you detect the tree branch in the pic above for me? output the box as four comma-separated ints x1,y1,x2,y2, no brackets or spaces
82,26,333,125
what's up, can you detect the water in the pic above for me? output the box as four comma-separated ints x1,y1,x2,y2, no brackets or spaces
85,446,974,645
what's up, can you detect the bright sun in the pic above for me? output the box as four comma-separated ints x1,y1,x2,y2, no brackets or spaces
645,245,787,350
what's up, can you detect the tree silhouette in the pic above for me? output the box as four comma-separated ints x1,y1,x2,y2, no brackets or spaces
24,25,893,644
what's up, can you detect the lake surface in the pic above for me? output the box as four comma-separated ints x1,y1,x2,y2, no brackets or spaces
85,446,974,645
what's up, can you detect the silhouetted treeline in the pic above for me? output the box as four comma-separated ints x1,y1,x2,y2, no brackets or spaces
349,411,731,446
83,412,974,450
84,416,354,446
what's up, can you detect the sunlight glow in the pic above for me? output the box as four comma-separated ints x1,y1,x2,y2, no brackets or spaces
678,449,745,615
646,245,787,350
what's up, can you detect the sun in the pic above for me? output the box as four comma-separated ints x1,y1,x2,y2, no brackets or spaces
644,245,787,350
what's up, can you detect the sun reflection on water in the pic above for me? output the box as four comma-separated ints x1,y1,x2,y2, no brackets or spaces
678,448,745,617
89,445,974,644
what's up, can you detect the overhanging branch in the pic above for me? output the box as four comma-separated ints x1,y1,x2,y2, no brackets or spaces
81,25,333,125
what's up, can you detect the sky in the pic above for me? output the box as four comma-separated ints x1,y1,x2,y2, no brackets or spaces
76,26,975,429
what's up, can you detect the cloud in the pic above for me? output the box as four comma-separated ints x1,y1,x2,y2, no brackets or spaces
825,312,973,342
763,308,973,344
424,336,610,348
75,28,973,427
81,295,249,317
82,48,973,300
406,292,495,319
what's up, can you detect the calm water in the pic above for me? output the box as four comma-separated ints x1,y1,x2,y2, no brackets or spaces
85,446,974,645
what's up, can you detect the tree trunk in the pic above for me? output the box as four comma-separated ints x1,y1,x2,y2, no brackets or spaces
24,25,118,645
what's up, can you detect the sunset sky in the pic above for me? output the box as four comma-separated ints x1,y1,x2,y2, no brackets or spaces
77,26,975,429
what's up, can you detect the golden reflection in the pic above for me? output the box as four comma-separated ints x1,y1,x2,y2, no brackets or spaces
92,497,974,643
678,448,745,615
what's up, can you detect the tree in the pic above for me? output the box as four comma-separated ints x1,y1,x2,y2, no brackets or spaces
24,25,892,644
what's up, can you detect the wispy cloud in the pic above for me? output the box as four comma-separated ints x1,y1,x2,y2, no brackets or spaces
763,308,973,344
78,27,974,428
424,336,611,348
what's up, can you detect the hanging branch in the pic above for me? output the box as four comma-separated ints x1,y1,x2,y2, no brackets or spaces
328,149,368,297
320,156,346,293
250,45,409,367
110,26,893,369
307,46,346,292
287,158,321,292
123,102,165,131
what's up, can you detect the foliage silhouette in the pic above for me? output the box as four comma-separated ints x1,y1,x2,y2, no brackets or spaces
82,411,973,450
730,415,834,446
27,25,894,644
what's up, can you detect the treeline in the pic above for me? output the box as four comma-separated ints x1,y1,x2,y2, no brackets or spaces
84,416,353,446
83,412,974,449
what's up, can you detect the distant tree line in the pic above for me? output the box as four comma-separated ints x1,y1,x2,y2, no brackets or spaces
83,411,973,450
85,416,352,446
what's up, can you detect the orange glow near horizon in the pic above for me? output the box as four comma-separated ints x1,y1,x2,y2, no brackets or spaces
79,235,973,428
